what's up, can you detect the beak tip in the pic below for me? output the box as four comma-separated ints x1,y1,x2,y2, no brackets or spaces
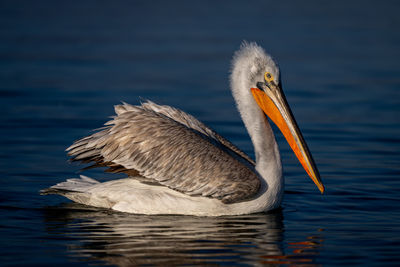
318,184,325,194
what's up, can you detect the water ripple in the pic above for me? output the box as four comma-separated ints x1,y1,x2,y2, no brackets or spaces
41,204,323,266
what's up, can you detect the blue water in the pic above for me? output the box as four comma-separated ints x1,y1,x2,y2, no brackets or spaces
1,0,400,265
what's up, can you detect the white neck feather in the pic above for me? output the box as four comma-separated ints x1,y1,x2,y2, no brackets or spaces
230,68,282,180
230,42,284,208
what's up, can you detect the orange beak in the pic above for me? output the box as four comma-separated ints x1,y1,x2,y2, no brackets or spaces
251,80,324,194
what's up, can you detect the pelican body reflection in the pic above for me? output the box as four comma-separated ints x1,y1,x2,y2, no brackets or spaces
43,204,323,266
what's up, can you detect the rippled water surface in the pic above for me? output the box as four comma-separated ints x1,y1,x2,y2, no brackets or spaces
1,0,400,266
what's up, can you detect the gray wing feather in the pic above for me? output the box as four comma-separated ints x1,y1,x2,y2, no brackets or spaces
140,101,256,165
67,101,260,204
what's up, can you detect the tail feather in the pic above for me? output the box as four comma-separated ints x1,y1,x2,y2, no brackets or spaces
40,175,100,195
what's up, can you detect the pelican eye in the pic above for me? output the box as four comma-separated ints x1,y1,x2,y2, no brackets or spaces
264,72,274,83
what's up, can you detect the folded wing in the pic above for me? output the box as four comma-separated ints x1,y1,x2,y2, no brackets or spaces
67,101,260,204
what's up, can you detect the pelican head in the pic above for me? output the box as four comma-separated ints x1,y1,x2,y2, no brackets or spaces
231,42,324,194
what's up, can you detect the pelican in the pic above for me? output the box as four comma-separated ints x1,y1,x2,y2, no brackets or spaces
42,42,324,216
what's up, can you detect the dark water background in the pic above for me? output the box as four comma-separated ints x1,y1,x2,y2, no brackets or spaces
1,0,400,265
